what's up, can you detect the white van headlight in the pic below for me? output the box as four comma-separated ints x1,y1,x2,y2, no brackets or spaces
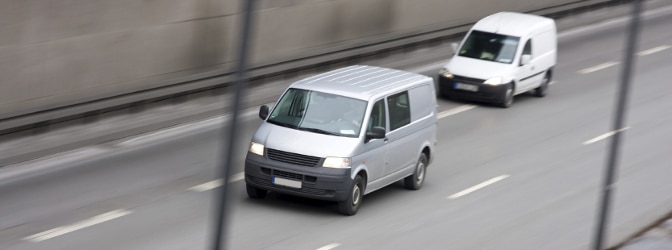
439,68,454,78
249,142,265,156
323,157,351,169
484,77,503,85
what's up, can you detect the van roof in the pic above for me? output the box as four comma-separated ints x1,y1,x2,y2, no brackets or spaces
472,12,554,37
290,65,430,100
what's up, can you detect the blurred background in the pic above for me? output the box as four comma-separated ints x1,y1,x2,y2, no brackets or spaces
1,0,671,249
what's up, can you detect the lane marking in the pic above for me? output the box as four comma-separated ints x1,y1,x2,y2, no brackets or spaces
24,209,133,242
438,105,477,119
582,127,630,145
637,45,671,56
448,175,510,199
229,172,244,182
189,179,223,192
578,61,620,74
188,172,244,192
317,243,341,250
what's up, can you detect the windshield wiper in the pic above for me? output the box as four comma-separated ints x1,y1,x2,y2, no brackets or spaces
298,127,339,136
267,120,297,129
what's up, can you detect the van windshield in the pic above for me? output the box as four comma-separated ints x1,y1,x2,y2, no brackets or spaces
458,30,520,64
267,88,367,138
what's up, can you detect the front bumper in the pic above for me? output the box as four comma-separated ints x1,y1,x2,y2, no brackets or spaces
244,153,353,202
438,74,508,103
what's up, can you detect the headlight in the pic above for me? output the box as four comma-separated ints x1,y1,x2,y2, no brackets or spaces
439,68,453,78
484,77,503,85
249,142,264,156
323,157,351,169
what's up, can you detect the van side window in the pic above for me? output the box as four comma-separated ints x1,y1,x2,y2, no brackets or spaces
367,99,386,132
522,39,532,56
387,91,411,131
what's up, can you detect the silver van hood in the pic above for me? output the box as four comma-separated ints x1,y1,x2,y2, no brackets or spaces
253,122,360,158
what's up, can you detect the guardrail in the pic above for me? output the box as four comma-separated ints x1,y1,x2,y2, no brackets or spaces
0,0,628,137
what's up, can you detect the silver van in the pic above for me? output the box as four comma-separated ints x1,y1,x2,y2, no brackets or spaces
245,65,438,215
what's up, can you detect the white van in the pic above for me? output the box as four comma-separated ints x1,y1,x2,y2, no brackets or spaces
438,12,557,108
245,65,438,215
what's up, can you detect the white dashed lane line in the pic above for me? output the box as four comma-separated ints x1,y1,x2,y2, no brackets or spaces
582,127,630,145
438,105,477,119
578,61,620,74
637,45,670,56
448,175,510,199
187,172,244,192
317,243,341,250
24,209,133,242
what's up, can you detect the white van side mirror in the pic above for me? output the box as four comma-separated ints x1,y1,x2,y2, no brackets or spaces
520,55,531,66
450,42,459,55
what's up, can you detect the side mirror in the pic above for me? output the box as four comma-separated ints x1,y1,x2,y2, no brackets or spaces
365,126,386,143
520,55,531,66
259,105,269,120
450,42,459,55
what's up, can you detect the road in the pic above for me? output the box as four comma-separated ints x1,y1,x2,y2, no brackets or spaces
1,4,672,250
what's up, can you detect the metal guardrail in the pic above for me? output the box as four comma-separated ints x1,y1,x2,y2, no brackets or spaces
0,0,629,137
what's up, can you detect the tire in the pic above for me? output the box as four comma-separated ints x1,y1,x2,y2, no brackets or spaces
246,184,267,199
338,175,364,216
534,71,551,97
500,83,514,108
405,153,428,190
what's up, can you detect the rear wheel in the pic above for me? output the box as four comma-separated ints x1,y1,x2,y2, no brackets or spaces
338,175,364,216
534,71,551,97
405,153,428,190
246,184,267,199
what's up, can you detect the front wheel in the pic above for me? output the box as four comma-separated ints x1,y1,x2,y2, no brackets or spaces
500,83,514,108
338,175,364,216
405,153,428,190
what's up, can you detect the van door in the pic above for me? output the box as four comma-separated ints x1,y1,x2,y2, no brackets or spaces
516,39,545,92
385,91,415,176
360,99,388,191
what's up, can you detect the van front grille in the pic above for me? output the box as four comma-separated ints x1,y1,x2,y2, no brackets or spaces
452,75,485,84
267,148,321,167
272,169,303,180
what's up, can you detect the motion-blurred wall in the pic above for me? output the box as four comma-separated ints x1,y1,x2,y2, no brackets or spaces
0,0,576,118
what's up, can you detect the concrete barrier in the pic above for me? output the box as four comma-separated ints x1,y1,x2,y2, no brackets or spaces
0,0,601,120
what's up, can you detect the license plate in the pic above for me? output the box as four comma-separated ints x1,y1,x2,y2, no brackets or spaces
454,82,478,92
272,176,302,189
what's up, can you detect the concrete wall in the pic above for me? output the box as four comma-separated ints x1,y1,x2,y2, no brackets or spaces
0,0,578,118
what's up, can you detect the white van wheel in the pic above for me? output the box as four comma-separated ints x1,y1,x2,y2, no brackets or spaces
338,175,363,216
500,84,514,108
405,154,427,190
535,72,550,97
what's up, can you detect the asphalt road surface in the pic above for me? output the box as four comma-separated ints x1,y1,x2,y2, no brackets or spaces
1,4,672,250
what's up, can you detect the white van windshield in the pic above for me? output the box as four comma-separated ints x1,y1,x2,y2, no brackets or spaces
458,30,520,64
267,88,367,138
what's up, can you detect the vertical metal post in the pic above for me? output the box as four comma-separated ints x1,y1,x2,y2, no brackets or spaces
212,0,256,249
593,0,642,249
